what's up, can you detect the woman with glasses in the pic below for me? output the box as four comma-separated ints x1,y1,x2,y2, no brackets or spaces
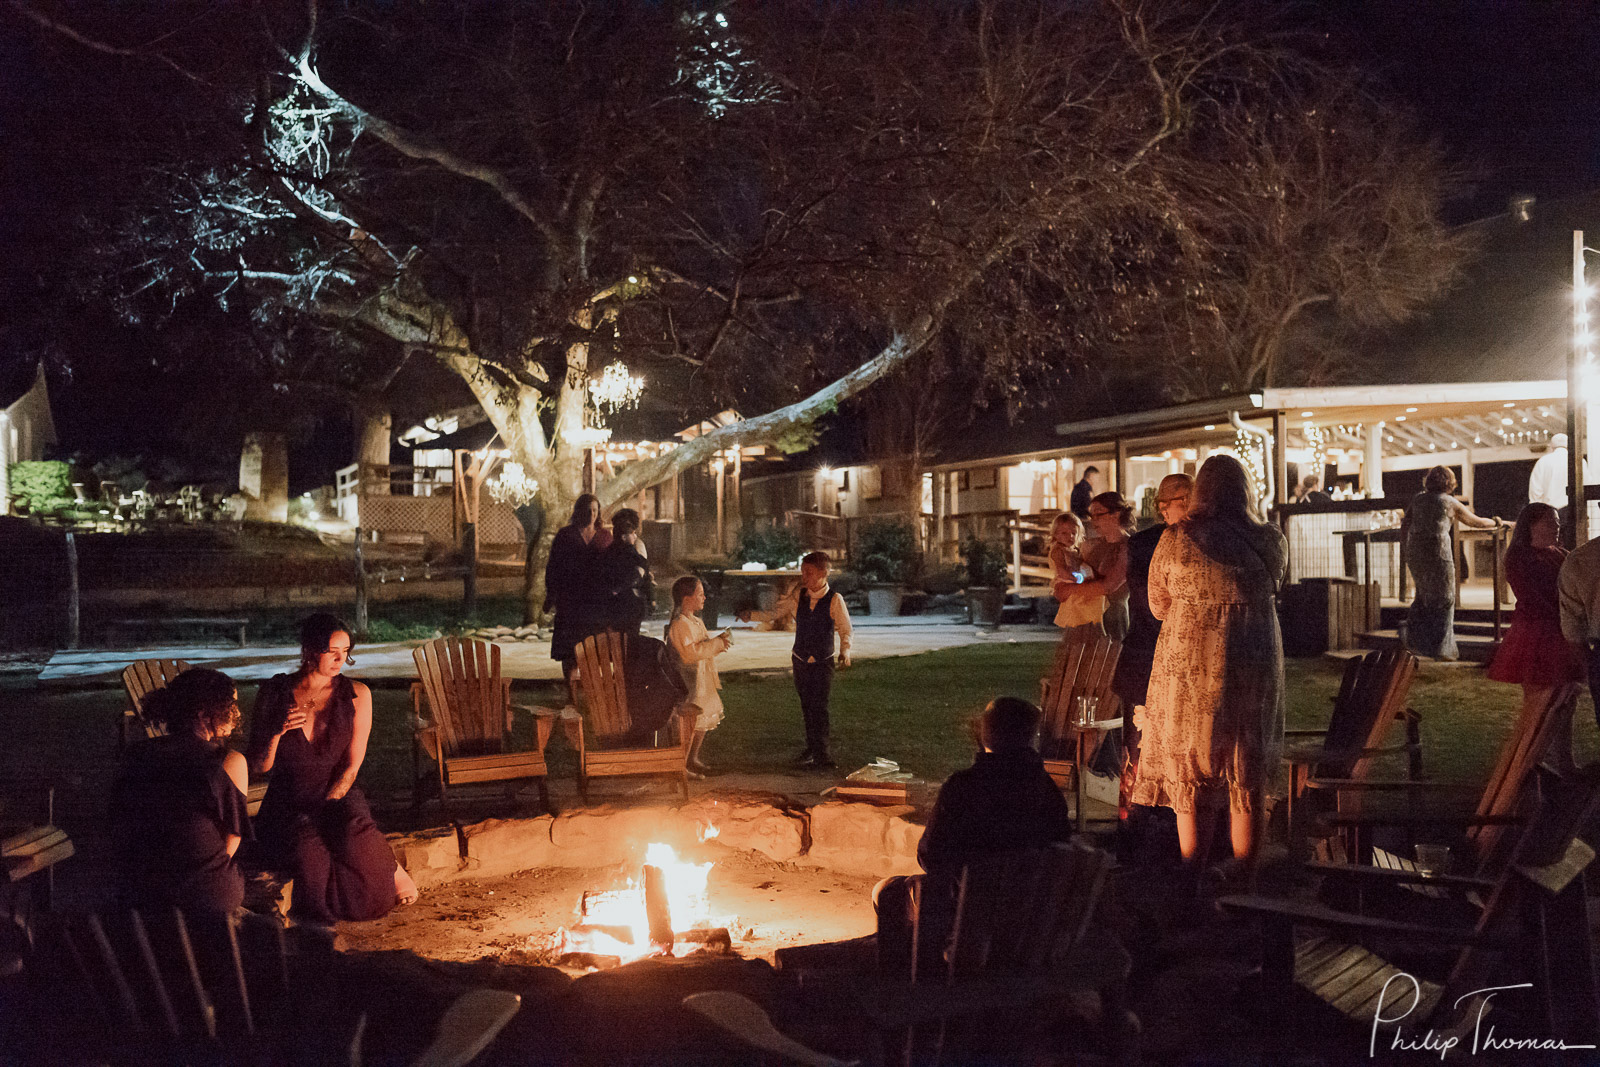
1057,491,1135,640
249,613,418,922
113,667,252,916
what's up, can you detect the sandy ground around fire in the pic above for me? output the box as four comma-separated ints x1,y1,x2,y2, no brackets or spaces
335,846,880,970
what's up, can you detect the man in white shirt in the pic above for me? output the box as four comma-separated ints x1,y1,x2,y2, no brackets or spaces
1529,434,1572,509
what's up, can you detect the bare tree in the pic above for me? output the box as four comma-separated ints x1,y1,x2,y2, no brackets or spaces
8,1,1465,616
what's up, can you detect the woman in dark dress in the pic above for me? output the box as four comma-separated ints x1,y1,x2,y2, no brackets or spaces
248,614,417,923
544,493,612,694
1487,503,1585,770
114,668,251,916
597,507,654,634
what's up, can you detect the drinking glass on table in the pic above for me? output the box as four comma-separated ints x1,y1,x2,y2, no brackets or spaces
1074,695,1100,728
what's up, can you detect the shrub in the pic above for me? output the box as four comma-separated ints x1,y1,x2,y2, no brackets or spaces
959,535,1009,588
734,524,804,569
852,519,920,585
7,461,74,514
920,563,966,596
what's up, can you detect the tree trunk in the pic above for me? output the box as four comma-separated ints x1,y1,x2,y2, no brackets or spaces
522,515,561,627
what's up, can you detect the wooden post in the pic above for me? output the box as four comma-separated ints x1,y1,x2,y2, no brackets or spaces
354,527,369,639
64,531,79,650
462,521,479,619
1273,410,1290,506
1571,229,1589,548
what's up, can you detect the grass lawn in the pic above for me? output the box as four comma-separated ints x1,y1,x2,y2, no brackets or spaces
5,645,1590,830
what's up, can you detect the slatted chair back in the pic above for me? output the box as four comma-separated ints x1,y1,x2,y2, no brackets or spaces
1038,632,1121,758
898,843,1119,1066
413,638,507,759
574,631,633,743
121,660,191,740
939,842,1112,979
28,908,521,1066
1312,649,1417,782
1467,682,1581,876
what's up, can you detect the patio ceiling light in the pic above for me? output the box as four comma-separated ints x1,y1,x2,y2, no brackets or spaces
1504,402,1516,408
1396,416,1407,422
1405,407,1418,413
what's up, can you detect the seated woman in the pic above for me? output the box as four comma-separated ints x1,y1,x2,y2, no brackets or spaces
248,613,418,923
113,668,252,916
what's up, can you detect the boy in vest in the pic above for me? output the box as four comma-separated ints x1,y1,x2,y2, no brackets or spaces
738,550,853,768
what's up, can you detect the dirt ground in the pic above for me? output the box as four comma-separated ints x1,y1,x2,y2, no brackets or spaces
336,847,880,971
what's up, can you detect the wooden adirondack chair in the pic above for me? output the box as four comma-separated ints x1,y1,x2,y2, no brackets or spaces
1279,649,1421,858
1219,763,1600,1056
118,659,267,816
686,842,1136,1067
19,907,521,1066
1037,631,1122,831
1306,684,1580,872
411,637,557,816
119,659,190,746
571,630,697,802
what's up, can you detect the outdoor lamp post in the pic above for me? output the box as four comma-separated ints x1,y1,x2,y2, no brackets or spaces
1571,230,1591,547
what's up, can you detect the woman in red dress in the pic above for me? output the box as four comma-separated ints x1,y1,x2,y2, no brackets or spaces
1487,503,1585,770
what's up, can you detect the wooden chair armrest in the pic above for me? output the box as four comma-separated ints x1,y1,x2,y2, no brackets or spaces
1214,893,1494,946
682,992,858,1067
1303,860,1496,891
1302,777,1470,791
409,989,523,1067
1323,812,1526,829
415,724,441,762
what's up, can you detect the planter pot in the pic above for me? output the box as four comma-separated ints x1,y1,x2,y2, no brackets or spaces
866,584,906,617
966,586,1005,627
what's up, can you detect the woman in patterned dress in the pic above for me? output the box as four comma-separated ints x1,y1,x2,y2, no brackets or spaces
1401,465,1500,660
1131,454,1286,878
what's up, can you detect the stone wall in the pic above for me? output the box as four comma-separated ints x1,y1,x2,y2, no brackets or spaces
393,793,925,889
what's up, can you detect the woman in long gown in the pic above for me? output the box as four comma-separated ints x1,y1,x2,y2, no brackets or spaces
1131,454,1286,879
114,668,251,916
249,613,417,923
1402,465,1500,660
544,493,612,695
1487,503,1584,769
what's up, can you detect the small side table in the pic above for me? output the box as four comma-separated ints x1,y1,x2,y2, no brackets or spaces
1043,717,1125,832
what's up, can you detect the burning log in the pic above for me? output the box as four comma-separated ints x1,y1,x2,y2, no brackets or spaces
643,863,674,950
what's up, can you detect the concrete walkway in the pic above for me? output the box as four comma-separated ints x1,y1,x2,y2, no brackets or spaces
38,613,1058,687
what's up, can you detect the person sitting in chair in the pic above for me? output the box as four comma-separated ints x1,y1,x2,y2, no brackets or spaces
875,697,1072,972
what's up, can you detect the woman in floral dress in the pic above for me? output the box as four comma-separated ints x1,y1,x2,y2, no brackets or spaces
1131,454,1286,879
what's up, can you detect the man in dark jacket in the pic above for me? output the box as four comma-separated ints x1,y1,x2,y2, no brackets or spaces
876,697,1071,971
597,508,654,634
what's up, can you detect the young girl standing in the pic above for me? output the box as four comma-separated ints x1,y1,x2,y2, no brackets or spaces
667,575,732,777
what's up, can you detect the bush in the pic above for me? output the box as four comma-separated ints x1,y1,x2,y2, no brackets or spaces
959,535,1009,588
920,563,966,596
852,519,920,585
7,461,74,514
734,524,804,569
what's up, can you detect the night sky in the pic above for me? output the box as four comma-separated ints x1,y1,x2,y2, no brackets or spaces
4,2,1600,488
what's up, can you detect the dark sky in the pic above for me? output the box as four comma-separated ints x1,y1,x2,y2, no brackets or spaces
6,2,1600,485
1308,1,1600,219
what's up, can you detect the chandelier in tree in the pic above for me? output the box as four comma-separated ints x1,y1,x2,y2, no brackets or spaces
591,362,645,415
489,461,540,507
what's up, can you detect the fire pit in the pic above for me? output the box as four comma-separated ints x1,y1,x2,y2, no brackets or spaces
349,794,924,972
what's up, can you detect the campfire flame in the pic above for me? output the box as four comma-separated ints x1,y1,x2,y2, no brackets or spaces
552,843,729,965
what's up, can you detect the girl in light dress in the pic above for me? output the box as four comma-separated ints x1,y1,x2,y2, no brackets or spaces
1049,512,1103,634
666,575,732,777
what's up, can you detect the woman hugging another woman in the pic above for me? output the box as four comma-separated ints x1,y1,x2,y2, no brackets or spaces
248,613,418,924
